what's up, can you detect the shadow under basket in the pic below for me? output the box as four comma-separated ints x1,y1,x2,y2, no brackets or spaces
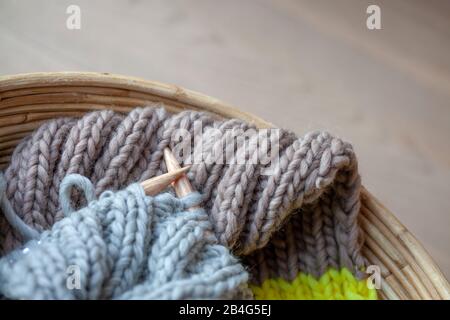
0,72,449,300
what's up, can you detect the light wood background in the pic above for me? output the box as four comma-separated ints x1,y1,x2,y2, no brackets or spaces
0,0,449,279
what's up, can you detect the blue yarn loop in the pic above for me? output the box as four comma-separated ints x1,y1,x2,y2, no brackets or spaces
59,174,97,216
0,173,248,299
59,174,204,217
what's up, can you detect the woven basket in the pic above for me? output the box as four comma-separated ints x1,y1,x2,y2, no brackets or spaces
0,72,448,300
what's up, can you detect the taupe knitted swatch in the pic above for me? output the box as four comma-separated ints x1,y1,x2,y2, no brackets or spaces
0,106,366,284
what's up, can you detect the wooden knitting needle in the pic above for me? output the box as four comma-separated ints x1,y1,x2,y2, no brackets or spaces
163,148,200,209
140,166,191,196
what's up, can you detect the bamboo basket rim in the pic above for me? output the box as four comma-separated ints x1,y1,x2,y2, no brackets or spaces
0,72,449,300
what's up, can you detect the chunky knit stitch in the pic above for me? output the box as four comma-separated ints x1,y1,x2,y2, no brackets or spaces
0,106,366,285
251,268,377,300
0,174,249,299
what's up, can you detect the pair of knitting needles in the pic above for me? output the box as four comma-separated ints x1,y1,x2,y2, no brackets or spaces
139,148,196,202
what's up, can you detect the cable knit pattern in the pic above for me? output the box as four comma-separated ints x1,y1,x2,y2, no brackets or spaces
0,106,366,283
0,174,248,300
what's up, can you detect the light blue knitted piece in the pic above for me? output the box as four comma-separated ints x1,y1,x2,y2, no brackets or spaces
0,174,248,299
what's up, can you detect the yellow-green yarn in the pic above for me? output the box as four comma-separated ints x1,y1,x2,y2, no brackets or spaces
251,268,377,300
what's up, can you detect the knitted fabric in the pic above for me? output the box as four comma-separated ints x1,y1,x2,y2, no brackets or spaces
0,174,249,299
0,105,366,286
251,268,377,300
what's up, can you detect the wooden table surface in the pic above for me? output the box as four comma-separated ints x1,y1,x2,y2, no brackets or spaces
0,0,449,279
